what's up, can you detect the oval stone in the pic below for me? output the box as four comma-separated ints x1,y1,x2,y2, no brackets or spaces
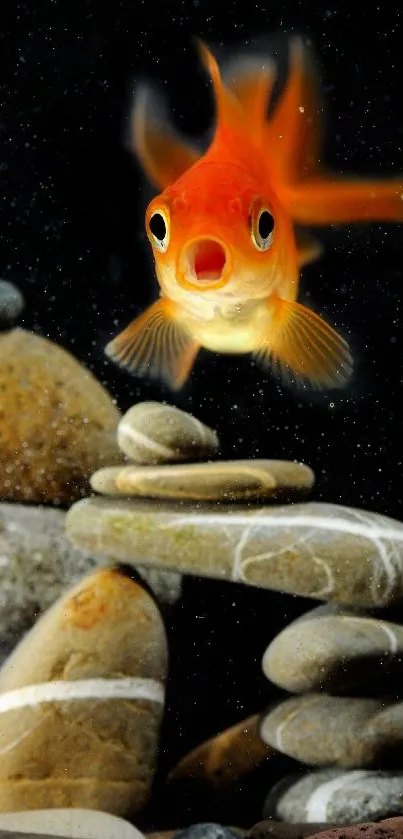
265,768,403,824
0,568,167,815
0,809,144,839
66,499,403,607
117,402,219,464
262,604,403,693
166,714,274,791
90,460,314,502
260,694,398,768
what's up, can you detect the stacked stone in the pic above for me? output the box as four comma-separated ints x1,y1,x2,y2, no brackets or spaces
66,402,403,827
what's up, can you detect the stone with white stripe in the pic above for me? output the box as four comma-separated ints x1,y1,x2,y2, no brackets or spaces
66,499,403,607
0,567,167,815
260,694,403,768
117,402,219,465
264,769,403,824
90,460,314,502
262,604,403,692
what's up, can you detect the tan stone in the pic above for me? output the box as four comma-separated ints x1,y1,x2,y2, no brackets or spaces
260,694,387,767
118,402,219,464
66,499,403,607
0,568,168,815
90,460,314,502
0,328,123,504
262,605,403,692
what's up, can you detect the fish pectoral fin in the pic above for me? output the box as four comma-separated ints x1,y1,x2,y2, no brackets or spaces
285,177,403,225
130,84,201,189
105,299,200,391
254,295,352,389
295,230,324,267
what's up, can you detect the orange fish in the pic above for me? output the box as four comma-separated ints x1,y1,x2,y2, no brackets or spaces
105,38,403,390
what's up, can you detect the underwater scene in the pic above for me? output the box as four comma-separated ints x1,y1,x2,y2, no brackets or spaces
2,1,403,839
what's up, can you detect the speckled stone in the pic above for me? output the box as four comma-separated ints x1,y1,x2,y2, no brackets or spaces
90,460,314,502
262,604,403,692
246,822,338,839
174,826,240,839
66,499,403,607
0,568,167,814
117,402,219,464
0,328,124,504
0,280,25,324
166,714,274,791
308,820,403,839
0,809,144,839
309,819,403,839
0,502,181,649
260,695,386,767
266,769,403,824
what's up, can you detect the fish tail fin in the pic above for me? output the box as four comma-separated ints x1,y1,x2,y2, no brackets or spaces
105,298,200,391
254,295,352,389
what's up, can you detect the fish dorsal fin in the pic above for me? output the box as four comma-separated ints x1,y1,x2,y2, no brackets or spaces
223,55,276,144
130,84,201,190
196,39,247,141
266,37,323,185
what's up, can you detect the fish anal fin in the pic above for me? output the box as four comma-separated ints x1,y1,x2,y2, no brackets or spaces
105,299,200,391
295,230,324,266
254,295,352,389
131,85,201,190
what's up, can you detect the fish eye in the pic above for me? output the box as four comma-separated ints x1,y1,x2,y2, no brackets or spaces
250,206,275,251
148,209,169,252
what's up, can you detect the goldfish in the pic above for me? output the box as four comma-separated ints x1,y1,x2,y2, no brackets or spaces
105,38,403,391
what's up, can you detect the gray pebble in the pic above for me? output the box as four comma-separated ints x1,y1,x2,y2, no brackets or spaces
175,826,240,839
0,280,25,324
265,769,403,824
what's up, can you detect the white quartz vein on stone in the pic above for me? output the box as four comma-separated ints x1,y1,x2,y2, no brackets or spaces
343,615,399,654
0,677,165,713
305,770,370,821
119,419,173,459
159,504,403,598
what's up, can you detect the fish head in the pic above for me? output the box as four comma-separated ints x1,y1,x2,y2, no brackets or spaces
144,163,294,304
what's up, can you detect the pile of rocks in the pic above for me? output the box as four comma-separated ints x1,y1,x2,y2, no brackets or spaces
2,306,403,838
65,400,403,827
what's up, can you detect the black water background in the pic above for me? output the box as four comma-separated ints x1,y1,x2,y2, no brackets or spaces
2,0,403,829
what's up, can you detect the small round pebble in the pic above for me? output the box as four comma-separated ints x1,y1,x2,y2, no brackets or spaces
0,280,25,324
174,826,241,839
117,402,219,464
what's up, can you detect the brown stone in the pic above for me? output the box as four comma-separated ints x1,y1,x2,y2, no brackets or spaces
0,568,167,815
166,714,274,790
0,328,123,504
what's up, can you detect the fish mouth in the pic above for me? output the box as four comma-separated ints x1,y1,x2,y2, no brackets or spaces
179,238,230,291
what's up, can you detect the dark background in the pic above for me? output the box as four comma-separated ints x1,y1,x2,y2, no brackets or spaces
2,0,403,829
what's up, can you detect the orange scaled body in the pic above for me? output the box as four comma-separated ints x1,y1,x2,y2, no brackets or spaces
106,39,403,390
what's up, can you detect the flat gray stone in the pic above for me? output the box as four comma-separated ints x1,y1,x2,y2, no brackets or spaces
66,499,403,607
